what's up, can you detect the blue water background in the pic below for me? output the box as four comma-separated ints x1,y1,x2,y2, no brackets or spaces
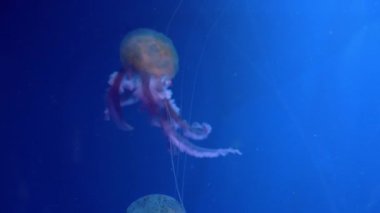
2,0,380,212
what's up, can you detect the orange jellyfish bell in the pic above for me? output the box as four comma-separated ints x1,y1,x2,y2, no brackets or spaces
120,28,179,79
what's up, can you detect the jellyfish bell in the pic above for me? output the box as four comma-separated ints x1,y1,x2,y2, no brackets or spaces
127,194,186,213
120,28,179,79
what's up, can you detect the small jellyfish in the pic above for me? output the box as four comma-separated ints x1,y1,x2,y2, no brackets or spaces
127,194,186,213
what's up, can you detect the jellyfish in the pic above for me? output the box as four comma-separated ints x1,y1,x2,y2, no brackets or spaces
127,194,185,213
105,28,241,158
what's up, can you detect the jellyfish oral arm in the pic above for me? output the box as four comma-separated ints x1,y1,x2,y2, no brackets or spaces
160,99,241,158
183,122,212,140
161,120,242,158
106,70,134,131
106,72,242,157
163,99,211,141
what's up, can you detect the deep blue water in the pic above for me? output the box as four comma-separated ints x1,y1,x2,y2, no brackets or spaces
2,0,380,212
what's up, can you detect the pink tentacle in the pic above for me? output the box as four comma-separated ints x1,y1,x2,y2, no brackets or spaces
183,122,212,140
161,99,211,140
161,120,242,158
106,70,134,131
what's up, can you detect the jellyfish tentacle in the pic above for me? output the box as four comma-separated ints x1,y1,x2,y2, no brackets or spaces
106,70,134,131
163,99,211,140
161,120,241,158
183,122,212,140
140,75,162,116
